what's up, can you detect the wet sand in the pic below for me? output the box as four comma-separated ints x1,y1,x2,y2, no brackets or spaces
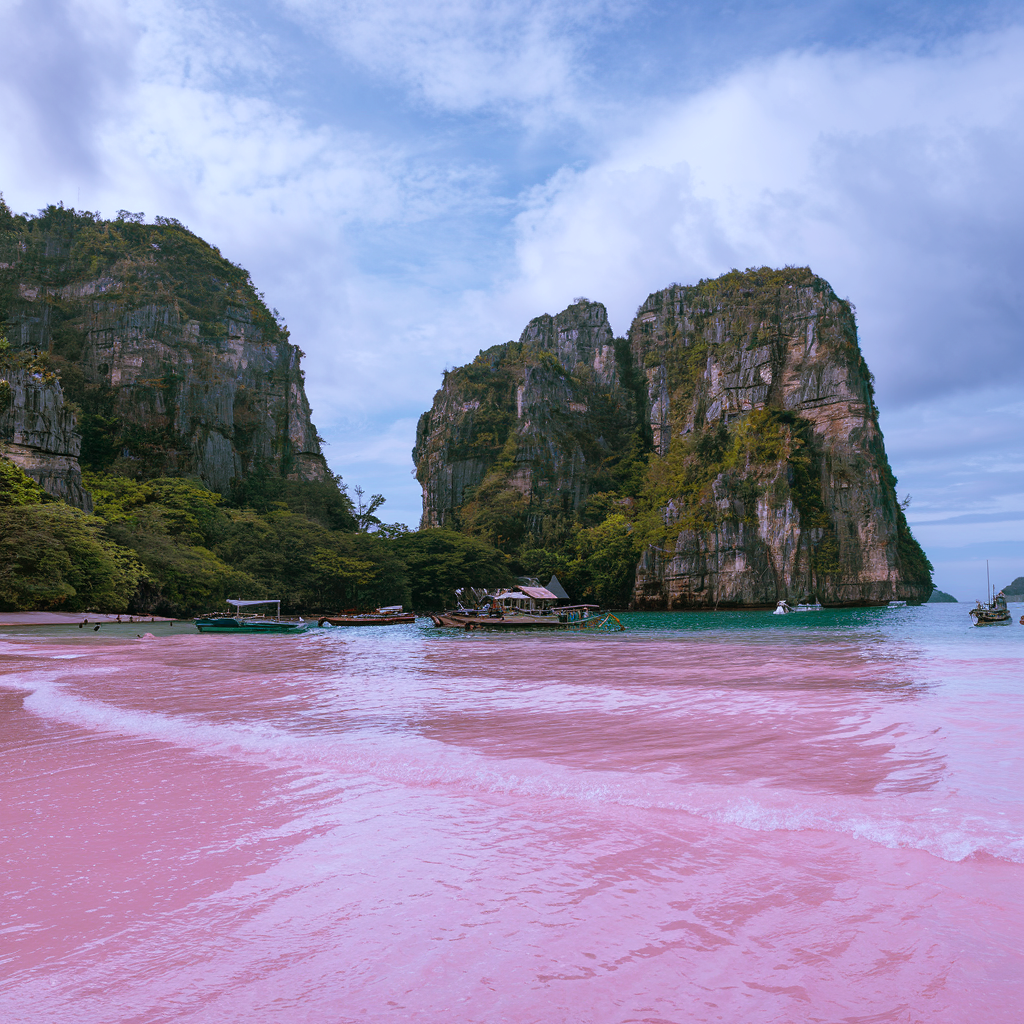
0,611,176,626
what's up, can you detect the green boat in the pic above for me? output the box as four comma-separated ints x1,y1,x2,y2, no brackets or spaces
194,599,308,634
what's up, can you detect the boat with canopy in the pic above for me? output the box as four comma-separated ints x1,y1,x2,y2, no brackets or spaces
194,599,308,634
430,584,624,631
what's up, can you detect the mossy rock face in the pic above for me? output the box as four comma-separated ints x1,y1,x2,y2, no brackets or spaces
0,200,329,497
628,267,930,607
414,299,643,544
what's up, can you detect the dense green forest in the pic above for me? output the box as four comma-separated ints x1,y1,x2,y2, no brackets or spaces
0,459,514,615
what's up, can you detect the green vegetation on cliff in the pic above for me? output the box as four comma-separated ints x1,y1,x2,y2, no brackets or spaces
0,197,322,489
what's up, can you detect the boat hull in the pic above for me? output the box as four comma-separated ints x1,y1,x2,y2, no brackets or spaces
194,618,307,634
969,612,1012,626
429,611,621,631
318,614,416,627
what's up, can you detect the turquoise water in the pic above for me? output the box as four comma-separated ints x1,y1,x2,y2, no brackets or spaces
614,600,1023,645
417,600,1023,655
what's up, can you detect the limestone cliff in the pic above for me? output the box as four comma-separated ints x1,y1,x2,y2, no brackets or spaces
415,267,932,607
0,367,91,509
0,203,328,497
414,300,640,539
628,268,931,607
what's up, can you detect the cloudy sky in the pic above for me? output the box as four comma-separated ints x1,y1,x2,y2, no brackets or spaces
2,0,1021,598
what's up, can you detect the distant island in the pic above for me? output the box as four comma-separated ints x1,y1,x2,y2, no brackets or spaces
928,590,957,603
1002,577,1024,601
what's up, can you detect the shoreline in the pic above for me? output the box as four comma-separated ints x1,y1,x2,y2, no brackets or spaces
0,612,178,626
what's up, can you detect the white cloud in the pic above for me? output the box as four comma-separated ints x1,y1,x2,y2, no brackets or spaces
1,1,1021,542
276,0,631,119
506,30,1024,407
0,0,138,194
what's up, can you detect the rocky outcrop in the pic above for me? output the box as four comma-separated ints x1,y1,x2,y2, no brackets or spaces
0,368,92,509
414,300,639,531
0,203,329,496
415,267,932,607
628,268,931,607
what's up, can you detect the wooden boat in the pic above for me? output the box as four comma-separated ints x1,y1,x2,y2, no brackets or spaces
430,605,623,631
970,592,1011,626
430,584,624,632
970,562,1011,626
195,599,307,634
318,606,416,627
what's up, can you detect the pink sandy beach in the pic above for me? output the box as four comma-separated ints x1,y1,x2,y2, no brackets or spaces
1,605,1021,1023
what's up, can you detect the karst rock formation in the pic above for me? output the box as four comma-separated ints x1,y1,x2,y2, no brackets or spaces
415,267,932,607
0,203,328,504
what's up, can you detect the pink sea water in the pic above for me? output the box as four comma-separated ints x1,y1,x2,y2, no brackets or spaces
1,604,1021,1024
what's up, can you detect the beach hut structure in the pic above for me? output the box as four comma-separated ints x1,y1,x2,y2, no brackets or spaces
493,586,559,614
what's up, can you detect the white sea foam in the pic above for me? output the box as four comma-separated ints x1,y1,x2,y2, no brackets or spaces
16,668,1023,866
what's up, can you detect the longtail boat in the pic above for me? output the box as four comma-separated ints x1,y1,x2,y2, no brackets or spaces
318,606,416,627
195,599,307,634
430,606,622,630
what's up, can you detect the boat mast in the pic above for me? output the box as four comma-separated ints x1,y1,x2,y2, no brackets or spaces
987,560,991,603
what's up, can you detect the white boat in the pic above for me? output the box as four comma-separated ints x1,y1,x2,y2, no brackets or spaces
887,600,907,608
775,599,822,614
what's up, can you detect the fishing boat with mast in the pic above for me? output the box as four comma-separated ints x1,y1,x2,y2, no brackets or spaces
969,562,1012,626
194,599,308,634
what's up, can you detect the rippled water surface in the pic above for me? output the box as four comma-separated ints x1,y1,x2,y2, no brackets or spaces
1,604,1021,1023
